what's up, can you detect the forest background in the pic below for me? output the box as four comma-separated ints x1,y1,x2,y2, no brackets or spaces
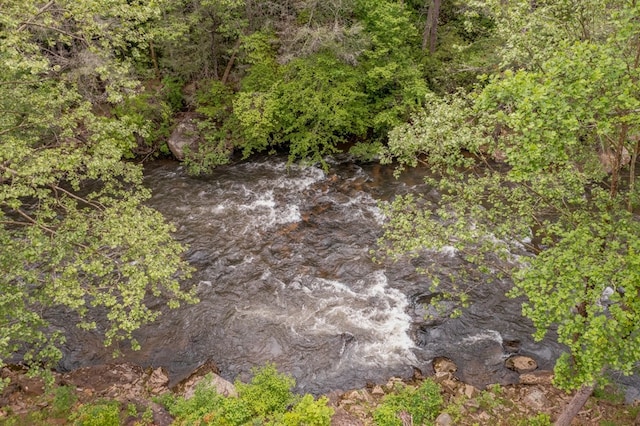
2,1,640,423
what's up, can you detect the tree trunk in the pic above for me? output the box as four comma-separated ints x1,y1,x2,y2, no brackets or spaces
422,0,441,54
610,124,629,198
628,138,639,211
554,384,594,426
221,38,241,86
149,40,160,80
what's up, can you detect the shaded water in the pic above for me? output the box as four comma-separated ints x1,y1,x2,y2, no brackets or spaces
59,156,567,394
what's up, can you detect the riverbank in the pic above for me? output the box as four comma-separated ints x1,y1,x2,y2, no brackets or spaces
2,362,638,425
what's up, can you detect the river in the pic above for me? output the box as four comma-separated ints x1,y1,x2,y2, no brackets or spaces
57,155,573,395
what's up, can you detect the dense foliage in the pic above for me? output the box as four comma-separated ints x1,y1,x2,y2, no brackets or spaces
1,0,488,383
4,1,640,423
0,0,197,386
377,0,640,396
373,379,443,426
160,365,333,425
180,0,432,171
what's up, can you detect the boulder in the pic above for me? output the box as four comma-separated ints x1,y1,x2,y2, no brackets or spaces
183,373,237,399
433,357,457,374
167,113,200,161
435,412,453,426
519,370,554,385
463,384,478,399
173,360,236,399
331,407,364,426
146,367,170,395
521,388,549,411
371,385,385,396
343,389,373,404
148,401,174,426
505,355,537,373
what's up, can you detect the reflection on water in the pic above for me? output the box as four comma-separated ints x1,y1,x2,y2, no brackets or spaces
56,155,565,394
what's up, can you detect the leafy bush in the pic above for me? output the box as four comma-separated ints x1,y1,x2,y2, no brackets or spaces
160,364,333,425
373,380,443,426
51,385,77,418
161,76,185,112
112,91,173,158
235,364,297,418
279,394,334,426
593,383,626,405
516,413,552,426
159,379,234,425
234,52,369,168
70,400,121,426
182,79,237,175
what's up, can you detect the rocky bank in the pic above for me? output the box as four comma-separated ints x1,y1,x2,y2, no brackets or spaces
2,357,639,425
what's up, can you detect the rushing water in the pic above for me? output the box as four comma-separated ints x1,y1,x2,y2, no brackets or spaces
58,155,571,395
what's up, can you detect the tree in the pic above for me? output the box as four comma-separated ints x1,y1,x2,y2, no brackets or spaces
234,50,370,165
157,0,247,82
378,1,640,424
194,0,429,172
423,0,442,53
0,0,197,388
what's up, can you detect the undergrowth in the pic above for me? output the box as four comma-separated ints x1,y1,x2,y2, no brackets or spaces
157,363,333,425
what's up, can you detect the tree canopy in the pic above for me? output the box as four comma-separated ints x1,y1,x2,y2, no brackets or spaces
3,3,640,421
0,0,197,386
378,0,640,398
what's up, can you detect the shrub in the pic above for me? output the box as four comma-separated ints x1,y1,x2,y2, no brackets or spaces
112,91,173,158
159,378,231,425
161,76,185,112
373,380,443,426
70,400,121,426
159,364,333,425
279,394,334,426
51,385,77,418
183,79,237,175
236,364,297,418
517,413,552,426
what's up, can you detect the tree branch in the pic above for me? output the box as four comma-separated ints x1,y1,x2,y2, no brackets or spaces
18,21,87,43
554,384,594,426
17,0,56,32
16,208,57,236
0,120,28,136
49,184,106,211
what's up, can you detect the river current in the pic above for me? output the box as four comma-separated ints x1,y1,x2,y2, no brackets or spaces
58,156,571,395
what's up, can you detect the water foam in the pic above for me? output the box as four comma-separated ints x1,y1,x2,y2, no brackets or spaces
239,270,417,368
221,164,324,231
460,329,503,345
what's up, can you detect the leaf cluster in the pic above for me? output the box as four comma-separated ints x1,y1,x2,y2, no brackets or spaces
161,364,333,425
372,379,443,426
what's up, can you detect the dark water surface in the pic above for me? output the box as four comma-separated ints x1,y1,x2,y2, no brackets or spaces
58,156,573,395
